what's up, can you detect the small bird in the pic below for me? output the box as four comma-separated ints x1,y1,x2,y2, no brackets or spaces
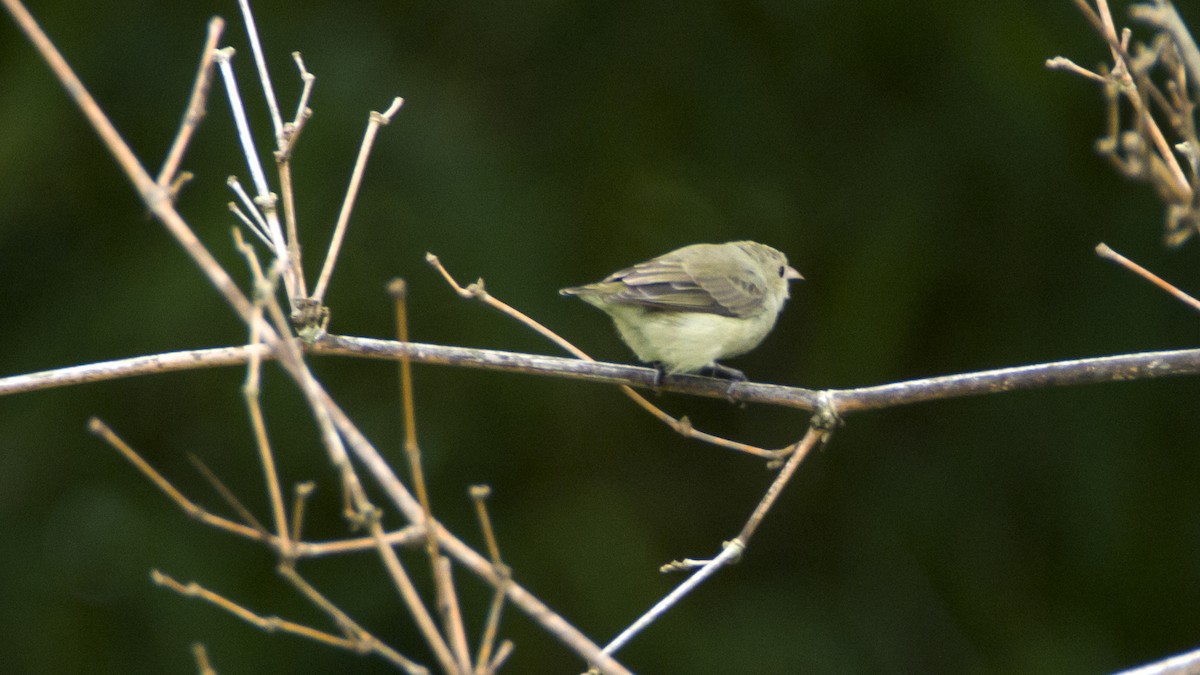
560,241,802,381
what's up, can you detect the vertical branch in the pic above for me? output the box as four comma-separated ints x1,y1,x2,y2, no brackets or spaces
213,47,297,309
235,0,284,137
290,481,316,543
235,230,292,554
470,485,510,674
276,52,315,302
390,279,473,673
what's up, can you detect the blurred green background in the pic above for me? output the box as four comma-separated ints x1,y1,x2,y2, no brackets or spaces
3,1,1200,673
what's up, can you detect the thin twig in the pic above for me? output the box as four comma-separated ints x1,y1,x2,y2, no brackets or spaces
314,387,632,675
235,230,293,554
487,641,514,674
606,425,826,658
275,51,314,300
2,0,262,327
1061,0,1192,195
1096,242,1200,311
290,481,316,543
191,643,217,675
1115,644,1200,675
736,426,826,544
282,52,315,157
157,17,224,190
155,568,428,674
470,485,509,674
310,98,404,304
186,454,269,536
366,514,460,674
601,542,743,659
389,278,473,672
236,0,283,138
469,485,505,571
434,557,474,673
93,417,422,559
214,48,272,200
213,45,296,306
88,418,266,542
297,526,423,558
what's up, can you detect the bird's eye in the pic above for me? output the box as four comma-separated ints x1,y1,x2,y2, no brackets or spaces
777,266,786,277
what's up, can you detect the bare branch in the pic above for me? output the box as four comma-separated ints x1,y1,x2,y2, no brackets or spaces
13,338,1200,418
310,98,405,304
156,17,224,190
1116,644,1200,675
607,424,827,659
1096,242,1200,311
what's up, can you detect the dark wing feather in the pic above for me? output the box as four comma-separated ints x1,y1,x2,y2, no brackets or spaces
598,244,768,318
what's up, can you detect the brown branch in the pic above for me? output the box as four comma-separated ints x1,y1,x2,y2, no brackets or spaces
14,338,1200,415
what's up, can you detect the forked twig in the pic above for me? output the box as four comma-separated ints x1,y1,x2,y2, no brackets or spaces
153,568,428,674
91,416,422,558
186,453,269,536
88,418,265,543
470,485,511,674
603,423,828,659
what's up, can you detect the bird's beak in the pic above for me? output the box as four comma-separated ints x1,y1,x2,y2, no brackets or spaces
785,266,804,282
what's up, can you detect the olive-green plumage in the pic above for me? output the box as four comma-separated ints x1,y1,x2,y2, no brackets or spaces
560,241,803,377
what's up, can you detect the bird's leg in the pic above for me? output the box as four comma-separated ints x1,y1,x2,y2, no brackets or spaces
649,362,668,390
701,362,748,405
702,362,747,382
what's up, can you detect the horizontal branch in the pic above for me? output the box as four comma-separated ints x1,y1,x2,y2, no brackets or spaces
4,334,1200,415
315,336,1200,413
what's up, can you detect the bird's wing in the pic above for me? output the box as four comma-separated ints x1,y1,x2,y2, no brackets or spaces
600,246,768,318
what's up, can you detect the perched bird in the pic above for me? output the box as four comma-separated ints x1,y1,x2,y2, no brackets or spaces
560,241,802,381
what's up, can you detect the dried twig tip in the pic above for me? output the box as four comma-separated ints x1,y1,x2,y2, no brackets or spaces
381,97,405,120
1095,242,1116,259
387,278,408,299
469,484,492,500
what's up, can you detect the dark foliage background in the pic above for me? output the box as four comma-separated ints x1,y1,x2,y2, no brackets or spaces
3,1,1199,673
